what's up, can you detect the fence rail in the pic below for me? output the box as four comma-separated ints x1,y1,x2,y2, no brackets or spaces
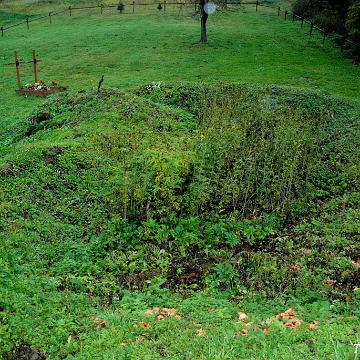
1,1,194,36
0,1,358,53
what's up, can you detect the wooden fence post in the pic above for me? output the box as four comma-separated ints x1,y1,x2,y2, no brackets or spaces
164,0,166,11
1,27,3,37
310,22,313,36
341,35,345,52
133,1,135,12
292,13,295,22
256,1,258,11
284,10,287,20
100,4,103,15
278,6,280,16
69,6,72,16
49,12,52,23
322,31,326,44
26,17,29,30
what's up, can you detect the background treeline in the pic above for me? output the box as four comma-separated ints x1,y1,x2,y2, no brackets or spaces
292,0,360,57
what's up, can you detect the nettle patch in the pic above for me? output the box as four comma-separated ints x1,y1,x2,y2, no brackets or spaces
1,85,359,300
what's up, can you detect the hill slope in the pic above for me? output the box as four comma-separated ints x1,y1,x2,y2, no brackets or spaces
1,83,359,292
1,83,360,358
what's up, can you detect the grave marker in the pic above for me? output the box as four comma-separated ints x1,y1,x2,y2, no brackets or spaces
8,51,25,90
9,50,68,96
28,50,41,84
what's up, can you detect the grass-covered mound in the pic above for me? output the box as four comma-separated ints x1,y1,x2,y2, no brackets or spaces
1,83,360,358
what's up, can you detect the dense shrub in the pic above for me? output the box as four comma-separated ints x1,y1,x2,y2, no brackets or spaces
291,0,350,33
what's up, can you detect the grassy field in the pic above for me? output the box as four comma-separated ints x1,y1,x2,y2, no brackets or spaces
1,1,360,359
1,1,359,125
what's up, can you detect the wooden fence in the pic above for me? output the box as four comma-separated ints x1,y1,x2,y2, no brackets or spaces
0,1,358,53
1,0,199,36
253,1,357,52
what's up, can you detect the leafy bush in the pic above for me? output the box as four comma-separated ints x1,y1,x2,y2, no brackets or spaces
291,0,349,33
117,1,125,13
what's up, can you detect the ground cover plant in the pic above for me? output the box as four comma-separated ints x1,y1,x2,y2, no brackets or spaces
1,1,360,359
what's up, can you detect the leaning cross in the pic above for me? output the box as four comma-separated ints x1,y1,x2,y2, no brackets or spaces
8,51,25,89
28,50,41,84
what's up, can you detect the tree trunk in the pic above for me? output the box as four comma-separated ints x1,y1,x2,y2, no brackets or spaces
200,0,208,42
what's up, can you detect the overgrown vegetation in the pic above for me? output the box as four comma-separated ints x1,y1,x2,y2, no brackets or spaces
1,1,360,358
291,0,350,32
291,0,360,58
1,83,360,358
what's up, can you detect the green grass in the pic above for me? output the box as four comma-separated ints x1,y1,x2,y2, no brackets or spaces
1,4,359,126
1,1,360,359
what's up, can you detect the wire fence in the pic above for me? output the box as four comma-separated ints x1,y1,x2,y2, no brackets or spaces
0,0,358,53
